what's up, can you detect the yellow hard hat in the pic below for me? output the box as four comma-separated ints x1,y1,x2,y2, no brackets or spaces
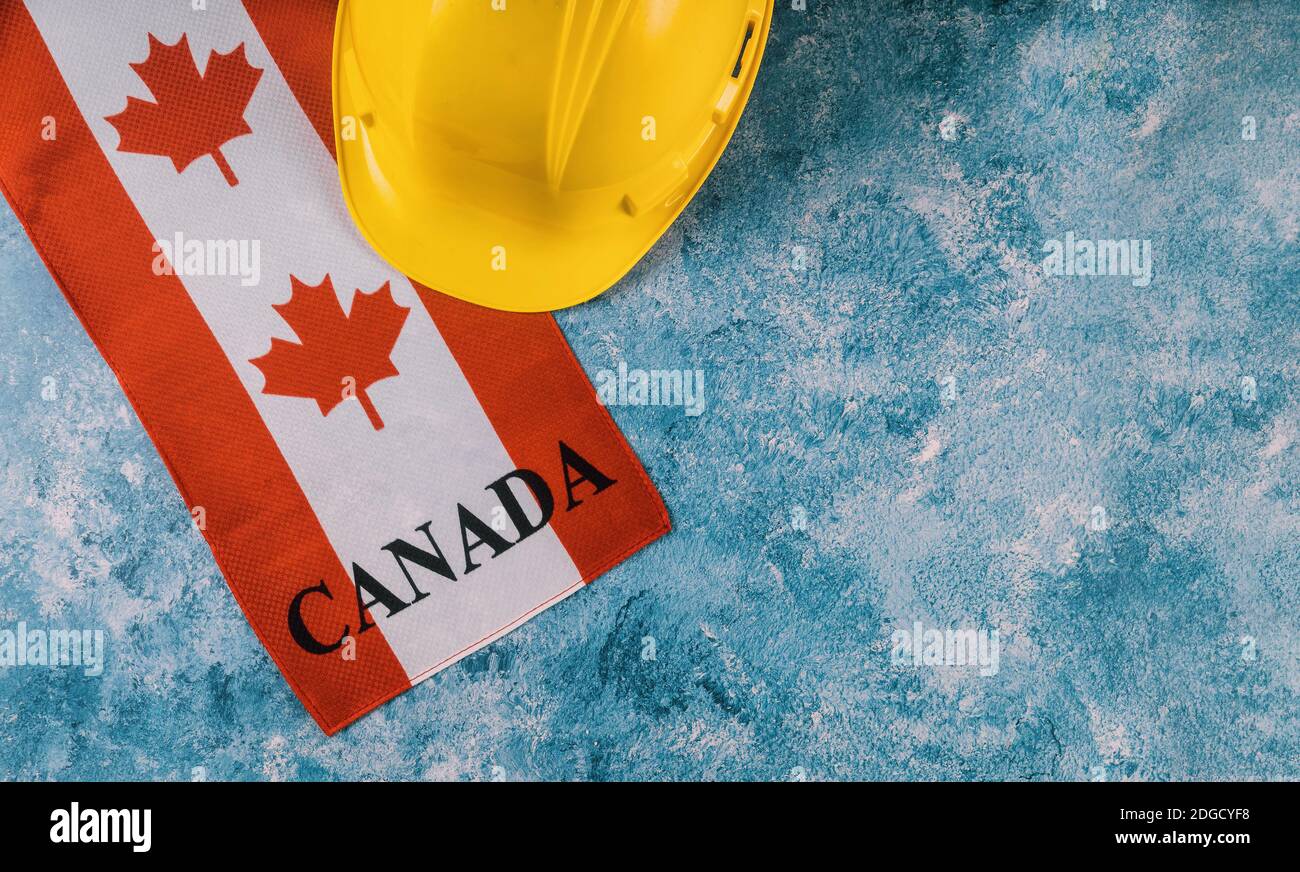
332,0,773,312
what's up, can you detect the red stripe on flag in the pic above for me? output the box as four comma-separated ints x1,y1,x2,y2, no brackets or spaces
0,4,411,735
243,0,670,580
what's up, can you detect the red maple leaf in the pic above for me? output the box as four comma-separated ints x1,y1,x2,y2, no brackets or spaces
250,276,410,430
105,34,262,186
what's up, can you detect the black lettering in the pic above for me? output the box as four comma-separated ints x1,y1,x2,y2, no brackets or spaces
353,562,413,633
288,580,347,655
486,469,554,542
458,503,513,574
559,441,617,510
380,521,455,597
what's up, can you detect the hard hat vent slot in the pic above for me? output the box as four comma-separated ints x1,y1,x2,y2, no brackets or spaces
731,20,756,80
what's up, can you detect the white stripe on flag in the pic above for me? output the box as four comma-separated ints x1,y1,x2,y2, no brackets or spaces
24,0,583,679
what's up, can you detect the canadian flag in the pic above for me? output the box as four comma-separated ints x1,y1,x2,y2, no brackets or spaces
0,1,668,734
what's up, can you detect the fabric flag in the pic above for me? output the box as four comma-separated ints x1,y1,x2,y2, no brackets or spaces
0,0,669,734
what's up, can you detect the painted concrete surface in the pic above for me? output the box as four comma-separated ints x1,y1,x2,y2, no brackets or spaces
1,0,1296,780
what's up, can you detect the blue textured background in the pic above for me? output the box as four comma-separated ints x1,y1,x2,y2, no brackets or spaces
2,0,1297,781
